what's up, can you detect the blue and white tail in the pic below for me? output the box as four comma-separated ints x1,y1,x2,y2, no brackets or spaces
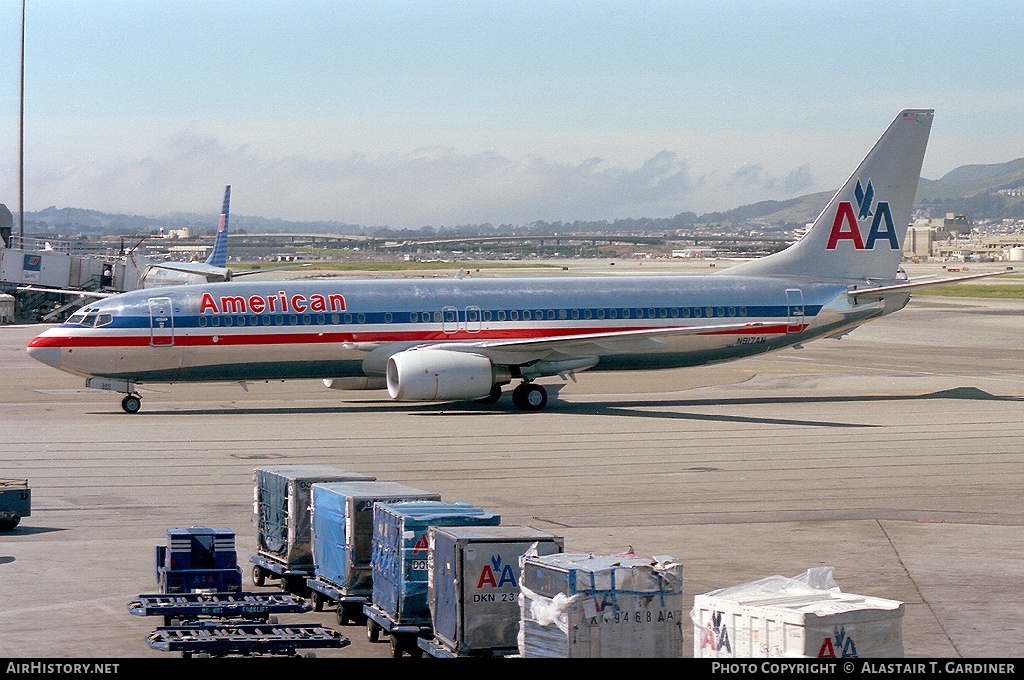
729,109,933,282
204,185,231,268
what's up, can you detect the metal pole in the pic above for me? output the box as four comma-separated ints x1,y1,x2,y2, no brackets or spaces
19,0,25,241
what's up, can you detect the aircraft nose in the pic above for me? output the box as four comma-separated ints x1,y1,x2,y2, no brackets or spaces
26,343,62,369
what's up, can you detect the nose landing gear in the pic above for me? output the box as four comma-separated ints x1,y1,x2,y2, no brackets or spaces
121,393,142,414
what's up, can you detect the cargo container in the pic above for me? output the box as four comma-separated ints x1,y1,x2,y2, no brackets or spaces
308,481,440,624
518,550,684,658
366,501,501,657
424,525,563,657
691,569,905,658
250,465,375,593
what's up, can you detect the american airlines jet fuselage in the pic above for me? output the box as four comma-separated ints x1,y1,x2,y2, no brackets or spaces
25,272,899,408
30,109,998,413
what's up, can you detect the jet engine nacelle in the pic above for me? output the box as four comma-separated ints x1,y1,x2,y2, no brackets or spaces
386,349,508,401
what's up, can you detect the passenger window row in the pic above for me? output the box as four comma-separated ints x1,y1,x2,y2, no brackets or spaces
194,306,750,327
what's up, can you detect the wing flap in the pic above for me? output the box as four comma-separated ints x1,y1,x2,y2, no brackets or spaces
424,321,769,365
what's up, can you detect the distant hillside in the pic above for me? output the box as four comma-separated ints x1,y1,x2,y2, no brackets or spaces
917,157,1024,200
12,158,1024,237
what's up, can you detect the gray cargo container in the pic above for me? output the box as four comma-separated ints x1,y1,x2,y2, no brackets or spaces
427,525,563,656
252,465,376,572
310,481,441,597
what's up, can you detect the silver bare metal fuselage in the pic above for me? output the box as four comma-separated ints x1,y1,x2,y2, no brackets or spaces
27,273,900,385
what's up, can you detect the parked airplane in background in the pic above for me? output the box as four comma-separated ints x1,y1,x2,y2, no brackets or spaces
140,185,237,288
26,109,1006,413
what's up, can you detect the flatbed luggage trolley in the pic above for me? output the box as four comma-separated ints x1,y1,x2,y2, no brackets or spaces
146,620,350,658
128,591,312,626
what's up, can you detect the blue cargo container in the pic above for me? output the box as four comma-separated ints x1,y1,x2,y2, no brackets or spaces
310,481,441,598
371,501,501,628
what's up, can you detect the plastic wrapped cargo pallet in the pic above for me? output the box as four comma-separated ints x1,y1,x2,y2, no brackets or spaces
310,481,441,595
428,525,564,656
252,465,376,570
371,501,501,626
691,567,905,658
518,549,685,658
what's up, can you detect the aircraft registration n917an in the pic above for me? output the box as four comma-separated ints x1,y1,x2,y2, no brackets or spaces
26,109,1003,413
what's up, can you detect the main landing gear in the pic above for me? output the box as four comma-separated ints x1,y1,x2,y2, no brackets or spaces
121,393,143,414
511,382,547,411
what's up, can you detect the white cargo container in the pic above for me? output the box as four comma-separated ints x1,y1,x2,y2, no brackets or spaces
692,569,904,658
519,550,684,658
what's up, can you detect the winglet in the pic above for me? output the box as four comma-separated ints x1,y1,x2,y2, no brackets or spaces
204,185,231,268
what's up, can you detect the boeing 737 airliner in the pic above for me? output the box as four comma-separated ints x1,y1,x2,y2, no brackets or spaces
26,109,1003,413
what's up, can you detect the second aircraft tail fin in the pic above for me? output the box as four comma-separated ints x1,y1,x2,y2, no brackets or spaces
204,185,231,268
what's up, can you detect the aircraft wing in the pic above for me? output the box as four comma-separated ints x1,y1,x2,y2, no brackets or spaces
17,285,116,299
229,263,313,278
848,269,1012,300
424,321,770,366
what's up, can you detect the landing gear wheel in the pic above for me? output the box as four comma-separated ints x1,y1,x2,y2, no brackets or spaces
121,394,142,414
476,384,502,404
252,565,266,587
512,383,547,411
367,618,381,643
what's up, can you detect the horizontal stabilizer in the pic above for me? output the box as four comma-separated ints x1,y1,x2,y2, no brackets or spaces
848,270,1012,299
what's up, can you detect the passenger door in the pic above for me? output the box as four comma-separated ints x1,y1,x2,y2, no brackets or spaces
148,297,174,346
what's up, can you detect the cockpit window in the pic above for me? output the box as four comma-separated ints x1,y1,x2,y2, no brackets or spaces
95,313,113,327
67,311,88,325
83,312,100,326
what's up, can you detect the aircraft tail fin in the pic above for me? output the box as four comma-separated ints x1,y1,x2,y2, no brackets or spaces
204,185,231,268
729,110,933,282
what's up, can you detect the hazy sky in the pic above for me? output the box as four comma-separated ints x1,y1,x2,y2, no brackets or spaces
1,1,1022,229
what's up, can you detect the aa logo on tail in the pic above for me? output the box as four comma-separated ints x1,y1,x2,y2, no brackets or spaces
826,180,899,250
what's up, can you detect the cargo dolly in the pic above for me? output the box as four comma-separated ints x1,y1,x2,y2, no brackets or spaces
145,620,350,658
0,479,30,531
128,591,312,626
363,602,432,658
417,636,519,658
250,554,313,597
305,576,369,626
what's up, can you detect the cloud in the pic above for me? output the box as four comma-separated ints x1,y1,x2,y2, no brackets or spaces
20,132,815,229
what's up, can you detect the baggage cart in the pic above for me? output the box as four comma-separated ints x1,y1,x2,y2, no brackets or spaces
145,620,350,658
251,465,376,594
363,601,433,658
367,500,501,657
128,591,311,626
427,525,564,657
307,481,440,626
305,575,369,626
0,478,30,531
